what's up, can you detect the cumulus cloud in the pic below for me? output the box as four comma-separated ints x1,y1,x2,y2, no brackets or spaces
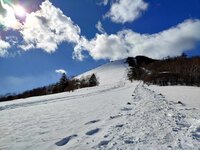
105,0,148,23
74,33,126,60
74,19,200,60
55,69,67,75
20,0,81,53
1,0,200,62
0,39,10,57
95,21,105,33
0,0,23,30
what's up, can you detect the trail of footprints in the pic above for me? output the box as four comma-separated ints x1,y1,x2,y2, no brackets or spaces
55,134,78,146
55,119,102,146
54,90,152,148
54,105,129,147
54,98,135,148
54,85,200,149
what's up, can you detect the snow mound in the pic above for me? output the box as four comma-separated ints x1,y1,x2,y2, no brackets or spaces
77,59,128,86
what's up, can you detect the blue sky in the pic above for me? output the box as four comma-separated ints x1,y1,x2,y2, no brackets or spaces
0,0,200,95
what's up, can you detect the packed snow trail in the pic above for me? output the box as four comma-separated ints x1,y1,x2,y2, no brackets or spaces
94,83,200,150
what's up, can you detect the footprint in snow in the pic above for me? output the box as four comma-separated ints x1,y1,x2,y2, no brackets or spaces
124,140,134,144
85,119,101,125
121,107,132,111
98,140,110,147
86,128,100,135
55,134,77,146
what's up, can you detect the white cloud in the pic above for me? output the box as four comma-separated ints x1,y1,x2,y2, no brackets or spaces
74,19,200,60
95,21,105,33
0,39,10,57
105,0,148,23
1,0,200,62
20,0,81,53
0,0,23,30
74,33,127,60
18,44,34,51
55,69,67,75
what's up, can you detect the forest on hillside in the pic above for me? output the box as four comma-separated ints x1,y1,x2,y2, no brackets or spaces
127,55,200,86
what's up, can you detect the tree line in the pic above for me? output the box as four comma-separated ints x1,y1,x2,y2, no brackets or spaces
0,73,99,102
127,55,200,86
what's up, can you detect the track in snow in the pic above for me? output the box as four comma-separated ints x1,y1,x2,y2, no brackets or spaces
94,83,200,150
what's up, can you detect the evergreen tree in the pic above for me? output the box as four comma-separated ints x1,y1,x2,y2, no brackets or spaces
89,74,98,86
59,73,69,92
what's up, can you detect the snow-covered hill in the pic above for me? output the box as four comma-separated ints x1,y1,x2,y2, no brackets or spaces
0,60,200,150
77,59,128,86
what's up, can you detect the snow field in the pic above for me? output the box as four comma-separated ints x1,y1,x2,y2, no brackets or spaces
0,60,200,150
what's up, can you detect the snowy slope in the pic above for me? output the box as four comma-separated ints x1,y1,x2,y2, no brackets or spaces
0,60,200,150
77,59,128,86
